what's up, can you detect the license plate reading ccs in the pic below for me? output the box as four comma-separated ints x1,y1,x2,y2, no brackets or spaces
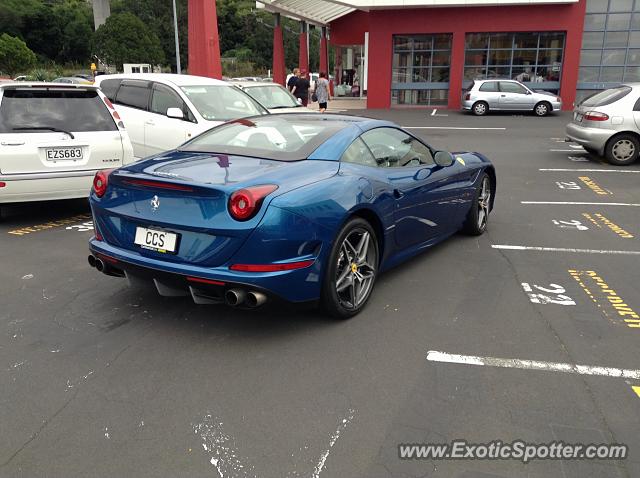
134,227,178,254
46,147,83,161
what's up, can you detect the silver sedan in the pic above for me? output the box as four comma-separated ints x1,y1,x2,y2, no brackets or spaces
566,84,640,166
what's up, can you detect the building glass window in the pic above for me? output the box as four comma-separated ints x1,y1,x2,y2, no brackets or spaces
392,34,452,106
464,31,564,91
578,0,640,97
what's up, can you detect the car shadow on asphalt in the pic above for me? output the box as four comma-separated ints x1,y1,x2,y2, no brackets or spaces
0,198,90,225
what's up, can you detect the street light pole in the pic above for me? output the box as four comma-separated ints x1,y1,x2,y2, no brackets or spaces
172,0,181,74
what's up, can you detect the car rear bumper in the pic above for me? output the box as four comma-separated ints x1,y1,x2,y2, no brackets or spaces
0,171,94,203
88,237,324,304
461,99,473,110
565,122,613,154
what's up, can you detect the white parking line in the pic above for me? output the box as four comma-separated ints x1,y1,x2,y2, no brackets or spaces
492,245,640,255
522,201,640,207
403,126,506,130
426,350,640,379
431,109,437,116
540,168,640,173
550,149,585,152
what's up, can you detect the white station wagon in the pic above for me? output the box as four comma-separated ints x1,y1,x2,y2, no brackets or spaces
0,83,134,210
94,73,268,158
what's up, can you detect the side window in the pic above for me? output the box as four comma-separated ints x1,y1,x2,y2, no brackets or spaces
500,82,528,94
479,81,498,92
99,79,121,102
115,80,151,110
340,137,377,167
151,84,186,118
361,128,434,168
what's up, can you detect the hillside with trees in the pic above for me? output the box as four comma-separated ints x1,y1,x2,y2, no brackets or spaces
0,0,327,77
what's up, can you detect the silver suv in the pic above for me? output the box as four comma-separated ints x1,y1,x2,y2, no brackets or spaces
462,79,562,116
566,84,640,166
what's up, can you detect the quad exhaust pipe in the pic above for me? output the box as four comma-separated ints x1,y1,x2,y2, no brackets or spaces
225,288,267,308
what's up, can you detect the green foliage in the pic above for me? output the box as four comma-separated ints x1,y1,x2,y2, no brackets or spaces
0,33,36,76
94,12,165,70
3,0,335,75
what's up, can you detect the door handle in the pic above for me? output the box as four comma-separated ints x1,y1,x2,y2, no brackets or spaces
145,120,155,125
1,141,25,146
500,95,506,97
393,189,404,199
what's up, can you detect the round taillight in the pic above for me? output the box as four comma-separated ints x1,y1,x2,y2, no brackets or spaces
92,170,113,198
228,185,278,221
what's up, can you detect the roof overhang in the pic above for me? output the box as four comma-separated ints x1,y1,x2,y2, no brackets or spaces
257,0,577,26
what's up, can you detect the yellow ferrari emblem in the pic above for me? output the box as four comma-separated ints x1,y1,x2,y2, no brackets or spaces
351,263,358,273
456,157,465,165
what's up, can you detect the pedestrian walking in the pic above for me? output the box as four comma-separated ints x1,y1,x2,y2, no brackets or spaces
287,68,299,92
291,69,310,107
314,72,330,113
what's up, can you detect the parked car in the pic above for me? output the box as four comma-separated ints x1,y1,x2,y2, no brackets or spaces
232,81,314,113
94,73,268,158
52,77,93,85
462,79,562,116
0,83,134,210
87,114,496,318
566,85,640,166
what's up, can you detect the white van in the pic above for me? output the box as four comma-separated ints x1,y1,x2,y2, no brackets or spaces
94,73,268,158
0,83,134,206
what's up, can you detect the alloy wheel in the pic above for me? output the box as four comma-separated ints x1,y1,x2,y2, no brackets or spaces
477,176,491,231
334,228,377,310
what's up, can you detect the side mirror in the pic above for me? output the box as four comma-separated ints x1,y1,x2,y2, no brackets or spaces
434,151,454,167
296,97,303,105
166,107,184,119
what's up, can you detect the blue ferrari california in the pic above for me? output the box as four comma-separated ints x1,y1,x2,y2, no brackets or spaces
88,114,495,318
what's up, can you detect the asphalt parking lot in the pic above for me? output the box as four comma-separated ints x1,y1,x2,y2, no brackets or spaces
1,109,639,478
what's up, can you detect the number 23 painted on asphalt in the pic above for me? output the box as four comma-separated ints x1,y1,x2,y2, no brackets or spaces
521,283,576,306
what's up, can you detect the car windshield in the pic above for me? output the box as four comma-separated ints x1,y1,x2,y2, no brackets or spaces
179,115,347,161
580,86,631,107
243,85,299,109
180,85,268,121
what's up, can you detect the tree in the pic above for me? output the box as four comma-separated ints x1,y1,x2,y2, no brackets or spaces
94,12,165,71
0,33,36,77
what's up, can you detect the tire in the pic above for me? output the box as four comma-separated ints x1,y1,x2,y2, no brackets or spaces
462,173,492,236
534,101,550,117
584,146,599,156
321,217,379,319
605,134,640,166
472,101,488,116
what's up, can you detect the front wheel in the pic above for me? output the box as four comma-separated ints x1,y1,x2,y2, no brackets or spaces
321,218,379,319
462,173,492,236
605,134,640,165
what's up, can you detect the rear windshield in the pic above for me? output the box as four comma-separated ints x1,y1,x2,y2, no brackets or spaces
179,115,347,160
580,86,631,107
0,88,117,133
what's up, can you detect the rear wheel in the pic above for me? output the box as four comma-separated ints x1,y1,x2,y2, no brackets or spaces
605,134,640,165
321,218,379,319
462,173,492,236
472,101,488,116
534,101,550,117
